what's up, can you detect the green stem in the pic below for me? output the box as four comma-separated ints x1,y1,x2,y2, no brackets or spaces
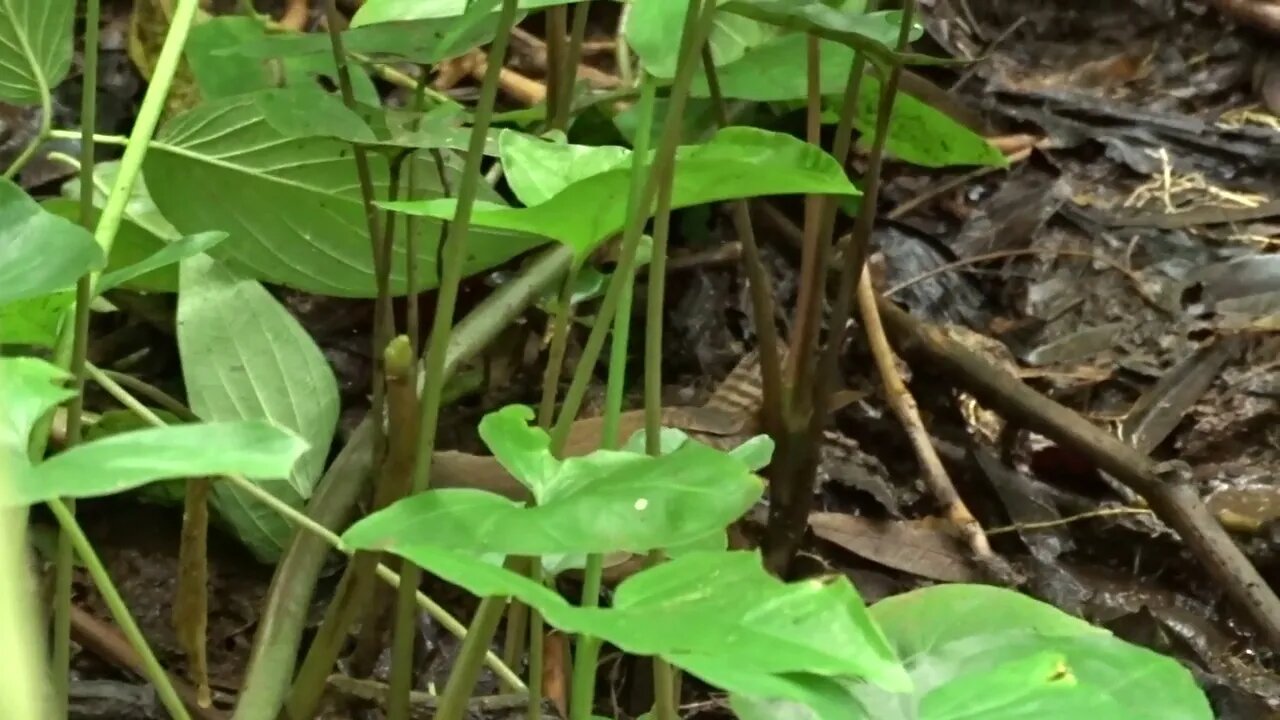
647,7,719,719
555,1,593,129
616,2,634,87
524,561,545,720
0,500,48,718
51,3,103,710
549,1,716,453
568,551,604,720
1,54,51,180
545,5,568,129
567,244,638,720
536,268,579,428
699,46,783,439
46,499,192,720
28,0,203,463
232,249,568,719
398,3,522,719
652,656,678,720
82,364,526,692
434,596,508,720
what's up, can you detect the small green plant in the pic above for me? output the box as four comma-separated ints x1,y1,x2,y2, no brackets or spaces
0,0,1228,719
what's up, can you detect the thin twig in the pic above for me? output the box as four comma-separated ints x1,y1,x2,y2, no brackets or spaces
856,270,1002,570
874,296,1280,648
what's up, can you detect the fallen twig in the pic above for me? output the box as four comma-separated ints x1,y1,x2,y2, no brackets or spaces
70,605,225,720
874,296,1280,648
856,270,1012,581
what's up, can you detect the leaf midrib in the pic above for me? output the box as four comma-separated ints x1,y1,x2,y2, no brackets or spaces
0,0,51,102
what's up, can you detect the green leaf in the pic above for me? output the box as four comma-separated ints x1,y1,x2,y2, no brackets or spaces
0,357,73,457
608,552,904,683
145,93,542,296
0,291,70,346
253,85,377,143
83,408,190,506
177,255,339,561
872,584,1103,655
916,650,1084,720
690,34,857,101
352,546,909,693
382,126,858,261
97,231,228,295
43,198,175,293
226,15,501,65
6,421,308,507
186,16,380,106
262,92,502,157
719,2,923,69
0,178,103,305
728,434,775,470
613,96,748,148
352,0,585,26
722,668,864,720
625,0,777,79
858,585,1212,720
475,405,559,496
835,75,1005,169
62,160,181,241
0,358,67,480
498,130,629,207
344,439,763,555
0,0,75,105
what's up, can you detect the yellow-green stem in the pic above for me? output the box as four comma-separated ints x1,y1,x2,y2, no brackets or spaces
47,499,192,720
83,364,526,692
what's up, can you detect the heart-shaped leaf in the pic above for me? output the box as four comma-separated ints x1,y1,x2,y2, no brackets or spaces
852,584,1214,720
498,130,630,207
382,126,858,261
361,547,910,695
0,357,74,458
625,0,777,79
475,405,559,496
344,438,763,555
0,0,75,105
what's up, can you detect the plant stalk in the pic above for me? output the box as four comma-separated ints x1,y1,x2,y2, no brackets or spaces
397,2,522,718
46,500,192,720
50,1,103,710
548,0,718,454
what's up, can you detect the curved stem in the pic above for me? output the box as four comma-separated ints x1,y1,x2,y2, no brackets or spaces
46,499,192,720
28,0,204,465
1,107,50,180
